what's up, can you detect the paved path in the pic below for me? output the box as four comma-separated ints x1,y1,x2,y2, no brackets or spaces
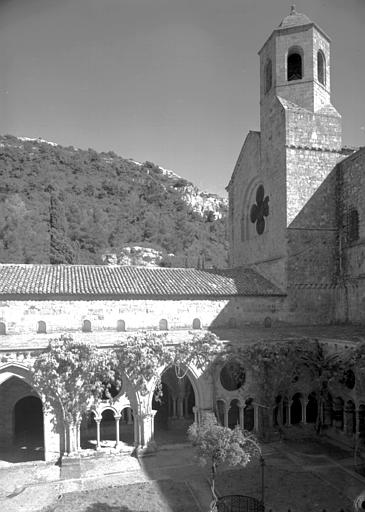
0,440,364,511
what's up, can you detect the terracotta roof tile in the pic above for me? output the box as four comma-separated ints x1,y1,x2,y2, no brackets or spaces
0,264,284,298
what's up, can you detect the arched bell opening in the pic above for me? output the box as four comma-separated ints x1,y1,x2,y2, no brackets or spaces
153,365,196,445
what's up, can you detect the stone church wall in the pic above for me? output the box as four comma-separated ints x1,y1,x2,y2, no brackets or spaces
0,295,286,336
286,146,342,225
334,149,365,323
287,169,338,323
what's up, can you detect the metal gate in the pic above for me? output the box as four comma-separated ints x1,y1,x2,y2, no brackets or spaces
217,495,265,512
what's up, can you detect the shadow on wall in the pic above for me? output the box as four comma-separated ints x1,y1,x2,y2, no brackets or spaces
209,295,284,331
85,505,149,512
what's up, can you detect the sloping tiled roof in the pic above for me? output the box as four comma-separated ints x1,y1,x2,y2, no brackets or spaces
0,264,284,298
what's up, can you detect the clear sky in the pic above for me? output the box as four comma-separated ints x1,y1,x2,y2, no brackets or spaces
0,0,364,196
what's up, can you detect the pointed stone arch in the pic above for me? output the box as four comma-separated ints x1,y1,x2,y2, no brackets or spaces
0,362,63,461
143,362,203,449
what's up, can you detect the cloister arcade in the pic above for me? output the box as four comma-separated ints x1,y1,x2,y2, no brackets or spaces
3,352,365,463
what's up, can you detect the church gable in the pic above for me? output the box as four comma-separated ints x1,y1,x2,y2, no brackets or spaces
227,131,261,268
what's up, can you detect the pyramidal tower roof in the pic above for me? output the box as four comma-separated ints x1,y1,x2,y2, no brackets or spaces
278,5,312,29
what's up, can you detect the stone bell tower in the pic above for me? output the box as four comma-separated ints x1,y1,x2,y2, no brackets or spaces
227,6,343,289
259,5,342,226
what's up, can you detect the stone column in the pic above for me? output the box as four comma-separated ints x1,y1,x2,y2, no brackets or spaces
192,406,198,424
278,401,283,426
140,411,157,448
95,419,101,450
172,398,177,418
287,401,292,426
184,396,189,418
302,400,308,424
134,413,140,447
224,405,229,427
343,409,347,433
168,396,172,418
238,405,244,429
253,404,259,432
177,397,184,419
65,422,78,454
115,415,121,448
356,409,361,436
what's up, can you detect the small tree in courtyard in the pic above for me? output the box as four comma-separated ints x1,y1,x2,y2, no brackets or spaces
32,335,119,453
188,417,261,512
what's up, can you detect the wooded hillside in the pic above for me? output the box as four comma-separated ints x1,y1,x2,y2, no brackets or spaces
0,135,228,267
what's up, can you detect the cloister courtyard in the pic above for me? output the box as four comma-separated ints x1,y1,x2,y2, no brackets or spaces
0,430,362,512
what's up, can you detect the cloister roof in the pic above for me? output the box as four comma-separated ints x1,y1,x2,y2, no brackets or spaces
0,264,284,298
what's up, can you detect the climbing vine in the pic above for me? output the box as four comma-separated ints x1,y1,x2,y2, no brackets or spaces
32,335,118,424
229,340,304,405
115,330,226,399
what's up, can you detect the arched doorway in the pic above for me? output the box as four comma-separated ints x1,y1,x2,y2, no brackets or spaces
119,407,134,446
291,393,302,425
216,399,226,426
345,400,356,436
228,399,240,429
359,405,365,443
153,366,195,445
0,374,45,462
14,395,44,448
306,392,318,424
100,409,116,447
244,398,254,431
333,397,344,430
80,412,97,449
273,395,282,427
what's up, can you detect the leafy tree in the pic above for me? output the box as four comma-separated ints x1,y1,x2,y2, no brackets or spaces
49,190,76,264
188,419,261,511
32,335,119,453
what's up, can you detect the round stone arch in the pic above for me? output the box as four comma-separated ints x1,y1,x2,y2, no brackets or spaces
0,362,63,461
93,404,119,421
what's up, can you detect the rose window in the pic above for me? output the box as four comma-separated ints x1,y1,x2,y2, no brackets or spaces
250,185,269,235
